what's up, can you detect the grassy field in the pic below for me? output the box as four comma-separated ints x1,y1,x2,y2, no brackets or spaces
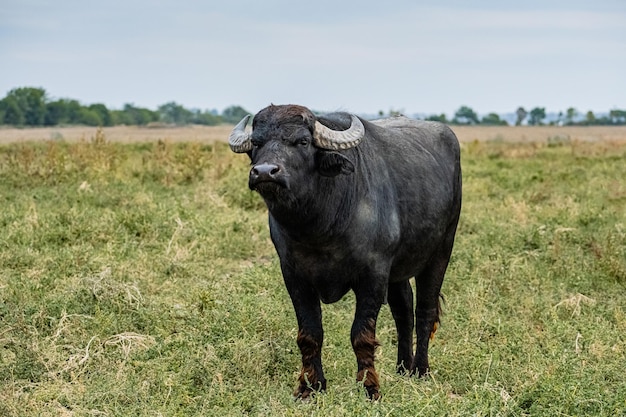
0,128,625,416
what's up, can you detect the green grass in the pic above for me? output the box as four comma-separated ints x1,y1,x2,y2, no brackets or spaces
1,133,625,416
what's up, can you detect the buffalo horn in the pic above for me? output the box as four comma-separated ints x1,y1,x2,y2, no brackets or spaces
313,115,365,150
228,115,253,153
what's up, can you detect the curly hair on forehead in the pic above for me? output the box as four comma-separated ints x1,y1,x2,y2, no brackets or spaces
255,104,316,130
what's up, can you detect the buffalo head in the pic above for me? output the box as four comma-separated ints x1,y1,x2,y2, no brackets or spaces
228,105,364,204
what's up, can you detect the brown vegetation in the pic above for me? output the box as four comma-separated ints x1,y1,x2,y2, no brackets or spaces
0,125,233,144
451,125,626,143
2,124,626,144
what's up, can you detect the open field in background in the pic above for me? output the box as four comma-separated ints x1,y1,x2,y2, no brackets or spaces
2,124,626,145
0,125,235,144
0,129,625,416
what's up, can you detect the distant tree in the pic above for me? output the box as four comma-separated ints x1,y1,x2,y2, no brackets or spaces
62,100,82,124
76,108,103,126
565,107,578,125
556,111,564,126
609,109,626,125
593,115,610,125
515,107,528,126
88,103,113,126
425,113,448,123
121,103,158,125
44,98,86,126
0,96,25,125
481,113,508,126
191,109,222,126
4,87,47,126
452,105,479,125
528,107,546,126
158,101,193,125
111,109,132,125
45,100,68,126
584,110,596,125
222,105,250,124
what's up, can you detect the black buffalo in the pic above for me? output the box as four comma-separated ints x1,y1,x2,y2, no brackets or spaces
228,104,461,400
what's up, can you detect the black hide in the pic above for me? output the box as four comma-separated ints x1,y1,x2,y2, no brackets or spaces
238,104,462,400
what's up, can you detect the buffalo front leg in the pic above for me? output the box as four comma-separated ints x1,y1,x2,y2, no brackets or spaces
351,288,384,400
295,325,325,399
285,281,326,399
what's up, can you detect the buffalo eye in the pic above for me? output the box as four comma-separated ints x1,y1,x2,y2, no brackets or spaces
285,136,309,147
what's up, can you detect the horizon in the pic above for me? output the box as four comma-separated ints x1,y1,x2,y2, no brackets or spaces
3,85,620,124
2,79,623,120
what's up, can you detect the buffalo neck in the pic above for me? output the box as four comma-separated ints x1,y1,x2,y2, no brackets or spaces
265,166,359,244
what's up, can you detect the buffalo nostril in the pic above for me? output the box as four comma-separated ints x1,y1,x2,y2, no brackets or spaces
251,163,280,179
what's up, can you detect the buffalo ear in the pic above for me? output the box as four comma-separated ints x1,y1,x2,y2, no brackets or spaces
315,151,355,177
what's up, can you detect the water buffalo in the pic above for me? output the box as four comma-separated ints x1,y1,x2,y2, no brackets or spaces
228,104,461,400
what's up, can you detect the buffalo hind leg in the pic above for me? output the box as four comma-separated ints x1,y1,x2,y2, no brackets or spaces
387,280,414,374
413,233,456,377
413,298,442,376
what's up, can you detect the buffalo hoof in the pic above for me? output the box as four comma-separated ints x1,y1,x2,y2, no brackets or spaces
396,359,413,375
365,386,381,401
410,367,430,378
293,380,325,401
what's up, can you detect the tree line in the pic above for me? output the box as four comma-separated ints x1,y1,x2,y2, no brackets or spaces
1,86,625,128
421,105,626,126
0,87,249,127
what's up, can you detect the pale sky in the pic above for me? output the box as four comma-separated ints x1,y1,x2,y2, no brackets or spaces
1,0,625,117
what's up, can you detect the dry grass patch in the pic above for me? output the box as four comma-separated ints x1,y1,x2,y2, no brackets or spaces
0,124,233,144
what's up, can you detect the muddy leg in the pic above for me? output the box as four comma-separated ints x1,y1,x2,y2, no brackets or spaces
351,285,384,400
295,325,325,399
285,278,326,399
